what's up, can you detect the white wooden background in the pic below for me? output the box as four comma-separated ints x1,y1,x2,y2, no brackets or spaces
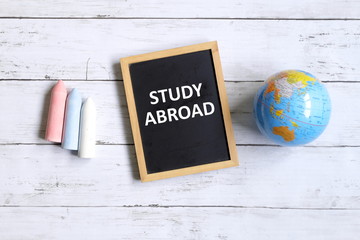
1,1,360,239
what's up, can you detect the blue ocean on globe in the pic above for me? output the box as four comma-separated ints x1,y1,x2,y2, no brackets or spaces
253,70,331,146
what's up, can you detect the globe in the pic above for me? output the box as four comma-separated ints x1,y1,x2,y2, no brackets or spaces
253,70,331,146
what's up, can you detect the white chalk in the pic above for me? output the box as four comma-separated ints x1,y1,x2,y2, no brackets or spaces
78,98,96,158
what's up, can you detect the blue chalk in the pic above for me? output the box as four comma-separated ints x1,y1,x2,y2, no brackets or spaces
62,88,82,150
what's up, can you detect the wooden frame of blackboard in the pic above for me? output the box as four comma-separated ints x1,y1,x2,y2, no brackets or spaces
120,41,238,182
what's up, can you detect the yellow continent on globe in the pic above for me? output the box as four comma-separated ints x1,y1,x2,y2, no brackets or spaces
290,120,300,128
275,109,283,117
285,70,316,87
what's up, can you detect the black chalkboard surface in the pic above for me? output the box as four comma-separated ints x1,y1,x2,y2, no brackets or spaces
121,41,238,182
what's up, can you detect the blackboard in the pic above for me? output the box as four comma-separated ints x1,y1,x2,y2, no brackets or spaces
120,41,238,182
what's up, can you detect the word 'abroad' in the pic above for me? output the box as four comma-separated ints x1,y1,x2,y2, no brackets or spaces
145,83,215,126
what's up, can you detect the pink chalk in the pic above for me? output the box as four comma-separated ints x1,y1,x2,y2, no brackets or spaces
45,80,67,142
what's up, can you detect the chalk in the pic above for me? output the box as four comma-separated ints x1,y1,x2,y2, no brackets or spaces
62,89,82,150
78,98,96,158
45,80,67,142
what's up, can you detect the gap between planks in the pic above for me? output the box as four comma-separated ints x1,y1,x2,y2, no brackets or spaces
1,79,360,84
0,143,359,148
1,205,360,211
1,17,360,21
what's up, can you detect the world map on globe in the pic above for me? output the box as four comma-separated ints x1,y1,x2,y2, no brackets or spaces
254,70,331,146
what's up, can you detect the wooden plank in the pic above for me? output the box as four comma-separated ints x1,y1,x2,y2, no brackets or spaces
1,0,360,19
1,19,359,81
0,145,359,208
0,207,359,240
0,81,357,146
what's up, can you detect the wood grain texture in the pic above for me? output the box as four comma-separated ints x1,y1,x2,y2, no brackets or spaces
0,145,358,208
1,0,359,238
0,81,357,146
0,207,359,240
1,19,360,81
1,0,360,19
